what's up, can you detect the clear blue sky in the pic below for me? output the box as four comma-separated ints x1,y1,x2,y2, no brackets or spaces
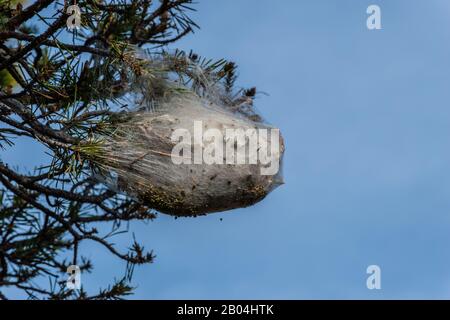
4,0,450,299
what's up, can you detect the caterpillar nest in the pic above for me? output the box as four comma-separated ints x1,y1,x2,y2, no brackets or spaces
87,52,285,216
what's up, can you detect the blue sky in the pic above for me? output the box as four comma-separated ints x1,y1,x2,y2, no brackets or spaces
4,0,450,299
